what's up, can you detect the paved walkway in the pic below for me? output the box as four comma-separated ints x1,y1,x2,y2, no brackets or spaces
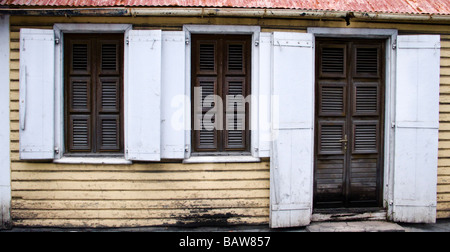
1,219,450,232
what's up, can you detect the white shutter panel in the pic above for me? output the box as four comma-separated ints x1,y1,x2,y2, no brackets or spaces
257,32,272,158
161,31,186,159
125,30,162,161
270,32,314,228
393,35,440,223
19,29,55,160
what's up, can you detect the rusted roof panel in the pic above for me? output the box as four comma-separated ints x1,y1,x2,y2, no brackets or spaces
1,0,450,15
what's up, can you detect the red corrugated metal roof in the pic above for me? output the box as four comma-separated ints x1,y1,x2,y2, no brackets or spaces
1,0,450,15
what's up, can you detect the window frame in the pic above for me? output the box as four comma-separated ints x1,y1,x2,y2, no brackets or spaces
183,25,262,161
63,33,124,156
191,34,252,154
53,24,132,162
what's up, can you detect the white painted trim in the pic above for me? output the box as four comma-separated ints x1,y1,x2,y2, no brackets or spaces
0,14,10,229
308,27,398,219
182,25,262,159
183,155,260,164
54,157,132,165
53,23,132,160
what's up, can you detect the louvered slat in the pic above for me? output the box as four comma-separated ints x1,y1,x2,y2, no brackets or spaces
319,124,344,153
72,44,88,71
101,44,118,71
99,116,120,151
355,85,378,114
320,85,344,115
356,48,378,74
199,80,215,100
226,80,244,111
354,123,377,153
70,78,90,112
69,115,91,151
225,114,245,149
198,79,216,110
100,78,119,112
199,44,215,71
321,47,344,74
228,44,244,71
199,129,215,145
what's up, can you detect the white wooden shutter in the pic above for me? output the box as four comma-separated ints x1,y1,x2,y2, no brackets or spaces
257,32,272,158
19,29,55,160
160,31,186,159
270,32,314,228
393,35,441,223
125,30,162,161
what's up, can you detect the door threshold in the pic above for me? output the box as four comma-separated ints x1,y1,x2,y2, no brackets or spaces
312,208,387,222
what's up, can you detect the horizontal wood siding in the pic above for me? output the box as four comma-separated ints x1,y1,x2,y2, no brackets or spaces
8,16,450,227
438,35,450,219
10,162,269,227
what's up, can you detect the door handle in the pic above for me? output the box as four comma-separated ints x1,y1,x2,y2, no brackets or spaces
339,134,348,150
339,134,348,142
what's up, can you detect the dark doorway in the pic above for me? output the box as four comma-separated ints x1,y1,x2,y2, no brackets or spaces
314,38,385,209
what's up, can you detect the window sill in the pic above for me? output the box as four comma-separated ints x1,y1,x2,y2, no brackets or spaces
183,156,260,164
54,157,132,165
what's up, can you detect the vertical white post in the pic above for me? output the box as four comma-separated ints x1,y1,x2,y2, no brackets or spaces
0,14,11,229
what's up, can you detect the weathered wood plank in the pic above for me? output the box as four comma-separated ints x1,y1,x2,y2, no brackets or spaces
12,198,270,210
12,189,270,200
12,216,269,227
11,208,270,219
437,211,450,219
11,170,270,181
12,180,270,191
11,162,270,172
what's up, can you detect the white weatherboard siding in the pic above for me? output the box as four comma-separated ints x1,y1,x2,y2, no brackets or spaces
0,15,10,229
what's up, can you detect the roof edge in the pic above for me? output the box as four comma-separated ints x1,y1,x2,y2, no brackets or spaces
0,7,449,22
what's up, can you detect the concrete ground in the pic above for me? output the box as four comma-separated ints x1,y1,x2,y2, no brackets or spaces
1,219,450,232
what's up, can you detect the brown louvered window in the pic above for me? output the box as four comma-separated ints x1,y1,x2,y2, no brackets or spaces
64,34,123,155
192,35,251,153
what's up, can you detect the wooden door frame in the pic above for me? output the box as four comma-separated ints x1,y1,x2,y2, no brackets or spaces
313,38,386,209
308,28,398,214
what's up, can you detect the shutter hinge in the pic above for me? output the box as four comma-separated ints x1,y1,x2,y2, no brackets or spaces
392,39,397,50
55,37,60,45
255,40,259,47
54,147,59,154
185,144,190,153
391,122,396,128
126,37,129,45
185,37,190,45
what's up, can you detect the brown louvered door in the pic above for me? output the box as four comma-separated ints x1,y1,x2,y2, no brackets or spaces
314,39,385,208
65,34,124,154
192,35,251,153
